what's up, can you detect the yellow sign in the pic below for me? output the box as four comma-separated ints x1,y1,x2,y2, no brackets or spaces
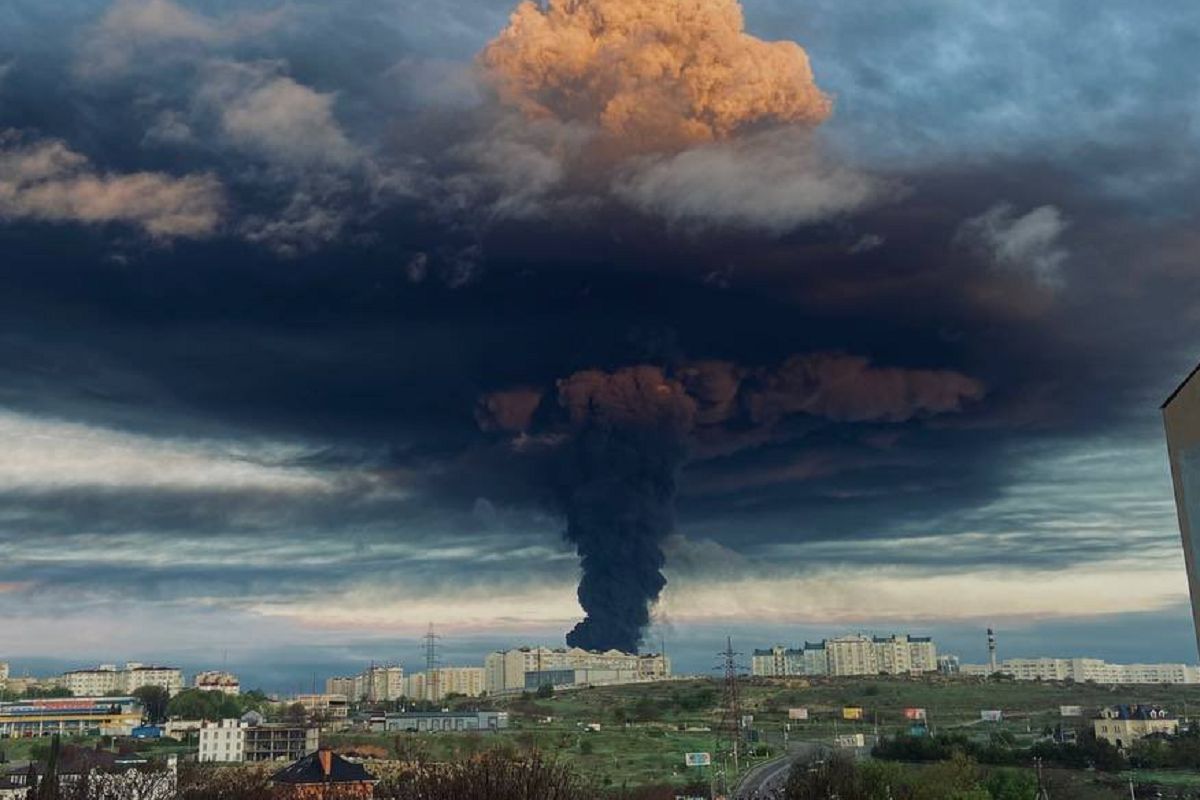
842,706,864,721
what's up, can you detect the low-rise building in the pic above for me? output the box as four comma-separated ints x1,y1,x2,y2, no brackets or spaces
194,671,240,695
0,697,144,737
270,747,377,800
958,658,1200,684
382,710,508,733
1094,705,1179,748
296,694,350,722
199,718,320,763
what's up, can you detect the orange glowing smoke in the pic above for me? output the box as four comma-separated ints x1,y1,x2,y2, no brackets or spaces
480,0,833,150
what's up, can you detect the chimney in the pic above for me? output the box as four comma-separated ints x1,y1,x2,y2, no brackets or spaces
317,746,332,778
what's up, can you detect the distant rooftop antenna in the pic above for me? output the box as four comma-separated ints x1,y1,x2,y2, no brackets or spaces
987,627,998,674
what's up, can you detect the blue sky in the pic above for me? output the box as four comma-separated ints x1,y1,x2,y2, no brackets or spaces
0,0,1198,689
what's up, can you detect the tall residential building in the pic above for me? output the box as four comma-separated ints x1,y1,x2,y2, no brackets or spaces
0,662,8,685
194,671,241,695
405,667,485,702
750,634,938,677
323,665,403,702
751,646,804,677
483,647,670,695
62,663,183,697
1164,362,1200,656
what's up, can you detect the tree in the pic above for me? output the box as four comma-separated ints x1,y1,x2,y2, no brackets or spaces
535,684,555,699
133,685,170,724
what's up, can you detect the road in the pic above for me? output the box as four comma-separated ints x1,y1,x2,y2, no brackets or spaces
733,742,827,800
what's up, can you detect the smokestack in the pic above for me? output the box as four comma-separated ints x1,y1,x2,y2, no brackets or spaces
987,627,997,674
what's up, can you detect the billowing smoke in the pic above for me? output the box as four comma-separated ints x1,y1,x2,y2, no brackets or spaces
480,0,832,151
477,354,985,653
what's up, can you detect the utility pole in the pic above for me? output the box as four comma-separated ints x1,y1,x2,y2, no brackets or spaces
716,637,744,779
1034,756,1051,800
424,623,441,704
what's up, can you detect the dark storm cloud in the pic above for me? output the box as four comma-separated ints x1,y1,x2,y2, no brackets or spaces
0,0,1198,656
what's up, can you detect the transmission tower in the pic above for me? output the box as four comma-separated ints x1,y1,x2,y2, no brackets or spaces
715,636,745,793
424,623,441,703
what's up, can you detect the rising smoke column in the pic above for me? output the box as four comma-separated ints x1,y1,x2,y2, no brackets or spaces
478,355,985,653
480,0,833,151
556,367,696,651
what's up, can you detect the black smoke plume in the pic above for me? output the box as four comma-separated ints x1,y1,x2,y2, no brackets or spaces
476,357,984,653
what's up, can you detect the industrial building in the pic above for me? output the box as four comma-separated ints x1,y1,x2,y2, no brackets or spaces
483,647,669,694
198,717,320,763
62,663,183,697
1164,362,1200,656
750,634,938,677
0,697,144,737
381,710,508,733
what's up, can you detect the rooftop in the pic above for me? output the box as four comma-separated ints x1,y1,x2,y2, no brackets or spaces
271,748,376,786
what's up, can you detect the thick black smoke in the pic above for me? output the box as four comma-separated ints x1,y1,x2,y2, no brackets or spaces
560,425,684,652
479,358,984,653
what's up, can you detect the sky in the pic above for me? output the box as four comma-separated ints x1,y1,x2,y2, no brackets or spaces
1,0,1200,690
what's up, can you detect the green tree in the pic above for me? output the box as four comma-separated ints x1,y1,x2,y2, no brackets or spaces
535,683,554,699
132,685,170,724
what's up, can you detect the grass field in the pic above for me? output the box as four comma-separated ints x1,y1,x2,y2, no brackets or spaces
321,674,1200,789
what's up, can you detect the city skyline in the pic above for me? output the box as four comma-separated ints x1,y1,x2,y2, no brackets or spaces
2,0,1199,681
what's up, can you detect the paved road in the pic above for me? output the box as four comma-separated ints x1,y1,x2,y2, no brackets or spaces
733,743,827,800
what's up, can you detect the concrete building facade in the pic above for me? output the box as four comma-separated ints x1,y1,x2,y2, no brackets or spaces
63,664,183,697
483,647,669,694
1165,363,1200,656
751,647,804,677
199,718,319,763
404,667,485,701
382,711,508,733
750,635,937,677
323,666,404,702
975,657,1200,684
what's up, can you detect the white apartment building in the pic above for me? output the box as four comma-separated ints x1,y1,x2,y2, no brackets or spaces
978,658,1200,684
751,647,804,677
750,635,938,678
63,663,184,697
323,665,404,702
198,719,247,763
405,667,485,702
483,647,670,695
193,671,240,695
198,718,319,763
